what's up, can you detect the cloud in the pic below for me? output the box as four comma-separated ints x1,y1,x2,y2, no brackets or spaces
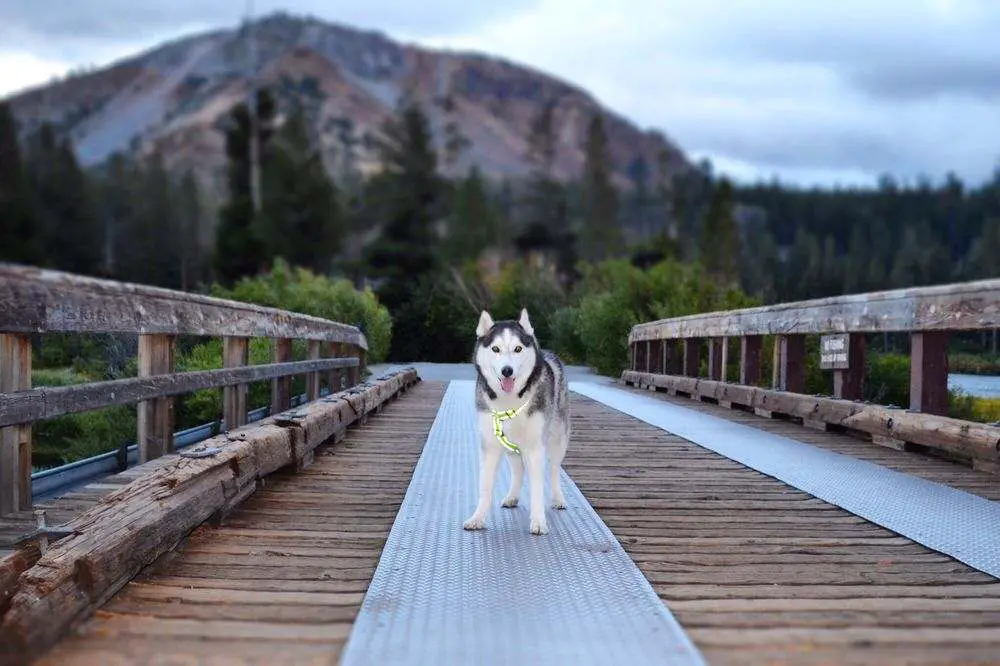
0,0,539,55
1,0,999,187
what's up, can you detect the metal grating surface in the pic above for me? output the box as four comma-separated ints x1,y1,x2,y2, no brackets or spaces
572,382,1000,579
339,380,704,666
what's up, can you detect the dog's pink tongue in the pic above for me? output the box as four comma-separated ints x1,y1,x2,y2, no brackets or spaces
500,377,516,393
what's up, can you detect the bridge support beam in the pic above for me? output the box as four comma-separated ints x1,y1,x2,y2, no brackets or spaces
910,332,949,415
740,335,763,386
773,334,806,393
271,338,293,414
708,338,725,381
833,334,867,401
138,334,176,463
0,333,32,515
306,341,322,402
223,337,249,431
682,338,701,377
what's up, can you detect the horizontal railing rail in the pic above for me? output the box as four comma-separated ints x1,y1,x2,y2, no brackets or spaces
0,263,369,517
624,278,1000,475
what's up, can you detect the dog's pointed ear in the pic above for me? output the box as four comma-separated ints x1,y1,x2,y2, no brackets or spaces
518,308,534,336
476,310,494,337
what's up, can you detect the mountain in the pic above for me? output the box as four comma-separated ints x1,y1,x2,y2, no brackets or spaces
4,12,690,202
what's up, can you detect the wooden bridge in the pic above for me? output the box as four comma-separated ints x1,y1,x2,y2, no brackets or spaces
0,263,999,665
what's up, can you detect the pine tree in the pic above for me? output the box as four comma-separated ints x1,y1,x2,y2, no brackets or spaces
23,123,102,275
516,101,574,277
444,165,500,263
698,177,741,285
0,102,41,265
257,106,343,275
579,113,621,262
177,170,206,290
364,100,442,312
214,89,277,284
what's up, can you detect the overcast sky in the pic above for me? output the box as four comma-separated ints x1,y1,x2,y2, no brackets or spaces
1,0,999,188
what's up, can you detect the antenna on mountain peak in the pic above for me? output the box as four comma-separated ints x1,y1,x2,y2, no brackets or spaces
245,0,262,213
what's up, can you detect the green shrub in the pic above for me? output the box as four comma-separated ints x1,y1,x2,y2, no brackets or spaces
31,367,136,470
549,307,586,363
490,261,567,345
212,258,393,363
949,353,1000,376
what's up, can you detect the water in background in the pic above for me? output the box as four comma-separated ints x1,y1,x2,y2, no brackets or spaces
949,374,1000,398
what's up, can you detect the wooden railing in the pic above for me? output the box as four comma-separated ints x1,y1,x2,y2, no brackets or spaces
0,264,368,516
623,278,1000,474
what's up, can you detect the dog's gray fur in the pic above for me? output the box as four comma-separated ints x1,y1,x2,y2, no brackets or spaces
464,308,570,535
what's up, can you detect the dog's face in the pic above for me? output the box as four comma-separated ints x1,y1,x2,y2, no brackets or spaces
474,309,538,396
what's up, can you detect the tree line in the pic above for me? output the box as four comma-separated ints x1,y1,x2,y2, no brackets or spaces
3,90,1000,357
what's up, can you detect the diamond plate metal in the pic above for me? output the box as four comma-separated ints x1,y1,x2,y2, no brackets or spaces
339,381,704,666
572,382,1000,579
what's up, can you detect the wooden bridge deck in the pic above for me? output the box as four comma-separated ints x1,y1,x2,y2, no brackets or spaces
8,379,1000,665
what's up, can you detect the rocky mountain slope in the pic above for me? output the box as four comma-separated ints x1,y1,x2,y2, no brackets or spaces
4,12,689,201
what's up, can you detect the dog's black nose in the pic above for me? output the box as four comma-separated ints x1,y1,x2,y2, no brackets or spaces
501,366,514,378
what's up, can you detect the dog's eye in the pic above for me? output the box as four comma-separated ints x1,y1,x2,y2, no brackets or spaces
491,346,500,353
514,346,523,353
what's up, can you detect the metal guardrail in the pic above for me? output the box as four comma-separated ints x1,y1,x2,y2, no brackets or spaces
30,389,329,501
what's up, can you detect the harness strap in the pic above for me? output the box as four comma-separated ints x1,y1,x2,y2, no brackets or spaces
490,402,528,454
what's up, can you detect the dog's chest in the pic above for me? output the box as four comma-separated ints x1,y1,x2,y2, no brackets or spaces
499,410,543,445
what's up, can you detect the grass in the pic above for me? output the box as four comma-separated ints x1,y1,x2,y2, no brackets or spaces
949,353,1000,376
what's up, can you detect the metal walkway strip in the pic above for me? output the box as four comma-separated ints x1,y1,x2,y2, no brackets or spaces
339,380,704,666
571,382,1000,579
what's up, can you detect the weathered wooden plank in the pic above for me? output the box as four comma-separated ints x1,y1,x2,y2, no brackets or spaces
271,339,292,416
0,368,420,663
910,332,949,415
629,277,1000,341
223,337,249,431
0,357,361,428
564,392,1000,665
306,341,321,402
683,339,700,377
832,333,866,401
739,336,762,386
0,334,31,515
622,371,1000,469
138,334,176,462
0,263,367,349
29,379,443,666
775,334,806,393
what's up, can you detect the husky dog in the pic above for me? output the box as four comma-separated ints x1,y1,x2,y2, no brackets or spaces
464,308,570,535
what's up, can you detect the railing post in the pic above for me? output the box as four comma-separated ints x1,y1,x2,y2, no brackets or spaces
306,340,321,402
138,334,176,463
271,338,293,414
0,333,32,515
910,332,949,415
682,338,700,377
329,342,344,393
645,340,653,374
223,336,249,430
773,334,805,393
708,338,724,381
347,344,361,388
740,335,763,386
833,334,866,401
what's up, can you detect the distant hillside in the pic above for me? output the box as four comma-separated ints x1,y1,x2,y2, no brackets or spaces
4,11,690,202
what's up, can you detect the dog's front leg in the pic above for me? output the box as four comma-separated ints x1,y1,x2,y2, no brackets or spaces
463,440,502,530
524,446,548,535
501,453,523,508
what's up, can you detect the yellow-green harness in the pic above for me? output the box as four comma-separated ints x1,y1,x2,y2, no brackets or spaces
491,401,528,454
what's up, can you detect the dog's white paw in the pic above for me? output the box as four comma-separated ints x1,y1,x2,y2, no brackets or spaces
501,495,519,508
551,495,566,510
529,517,549,535
463,514,487,530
